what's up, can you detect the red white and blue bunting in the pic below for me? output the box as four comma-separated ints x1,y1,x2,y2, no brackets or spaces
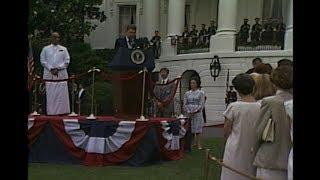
63,119,136,154
161,119,186,150
28,116,189,166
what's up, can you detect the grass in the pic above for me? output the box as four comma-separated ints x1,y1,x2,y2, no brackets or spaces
28,137,224,180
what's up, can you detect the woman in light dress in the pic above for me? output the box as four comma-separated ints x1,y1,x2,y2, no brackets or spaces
253,65,293,180
284,99,293,180
221,73,261,180
183,77,205,150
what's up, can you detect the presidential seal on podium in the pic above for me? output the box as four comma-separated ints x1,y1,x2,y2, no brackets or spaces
131,49,145,65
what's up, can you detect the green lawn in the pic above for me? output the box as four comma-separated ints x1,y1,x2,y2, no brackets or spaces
28,137,224,180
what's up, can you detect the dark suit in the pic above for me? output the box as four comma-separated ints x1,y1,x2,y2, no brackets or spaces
251,23,263,43
114,36,137,51
208,26,217,36
153,79,175,117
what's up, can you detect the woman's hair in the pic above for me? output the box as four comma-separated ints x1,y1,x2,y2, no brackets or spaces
254,63,273,74
277,59,293,67
188,77,201,90
251,73,277,100
270,65,293,90
232,73,255,95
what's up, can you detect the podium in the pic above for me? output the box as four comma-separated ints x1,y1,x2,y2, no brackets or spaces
108,47,155,119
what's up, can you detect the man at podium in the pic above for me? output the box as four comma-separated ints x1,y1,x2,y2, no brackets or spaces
114,24,137,51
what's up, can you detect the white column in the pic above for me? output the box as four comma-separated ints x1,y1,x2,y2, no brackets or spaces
143,0,160,40
167,0,185,36
162,0,186,57
284,0,293,50
210,0,239,52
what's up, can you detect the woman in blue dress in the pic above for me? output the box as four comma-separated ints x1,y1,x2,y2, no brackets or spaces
183,77,205,149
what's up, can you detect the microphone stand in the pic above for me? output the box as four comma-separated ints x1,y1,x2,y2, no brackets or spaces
86,67,101,120
177,76,186,119
136,67,149,121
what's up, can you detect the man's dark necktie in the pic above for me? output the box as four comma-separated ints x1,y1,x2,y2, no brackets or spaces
128,38,132,47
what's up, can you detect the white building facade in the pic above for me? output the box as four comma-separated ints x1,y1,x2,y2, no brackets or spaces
87,0,293,125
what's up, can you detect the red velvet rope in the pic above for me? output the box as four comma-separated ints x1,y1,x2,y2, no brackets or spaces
100,71,142,81
28,70,181,107
27,70,143,91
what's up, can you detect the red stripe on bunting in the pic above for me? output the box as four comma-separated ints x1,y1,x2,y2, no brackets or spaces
28,119,48,146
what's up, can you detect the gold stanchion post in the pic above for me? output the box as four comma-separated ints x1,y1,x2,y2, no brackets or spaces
87,67,100,120
177,76,186,119
202,149,210,180
136,67,148,121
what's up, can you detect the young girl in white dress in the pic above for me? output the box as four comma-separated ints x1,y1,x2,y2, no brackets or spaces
221,73,261,180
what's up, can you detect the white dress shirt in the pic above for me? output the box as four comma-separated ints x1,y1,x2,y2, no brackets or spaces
126,36,133,49
161,78,168,84
40,44,70,80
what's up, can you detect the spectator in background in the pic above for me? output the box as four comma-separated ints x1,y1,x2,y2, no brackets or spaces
246,57,263,74
239,18,251,44
199,24,208,36
277,59,293,67
199,24,208,45
208,20,217,36
150,30,161,59
251,18,263,44
253,65,293,180
277,59,293,95
261,24,273,44
154,68,175,117
225,86,238,106
190,24,198,46
221,73,260,180
182,26,190,37
265,63,273,74
263,18,273,31
182,26,191,45
250,73,276,102
190,24,199,36
254,63,273,75
276,17,286,46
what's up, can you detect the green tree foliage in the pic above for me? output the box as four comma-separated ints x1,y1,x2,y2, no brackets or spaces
29,0,106,41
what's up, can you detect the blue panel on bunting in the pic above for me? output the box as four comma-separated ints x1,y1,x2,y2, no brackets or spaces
107,47,155,71
79,120,119,137
167,120,181,136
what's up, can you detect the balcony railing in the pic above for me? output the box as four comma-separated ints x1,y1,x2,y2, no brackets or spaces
177,35,210,54
235,30,285,51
